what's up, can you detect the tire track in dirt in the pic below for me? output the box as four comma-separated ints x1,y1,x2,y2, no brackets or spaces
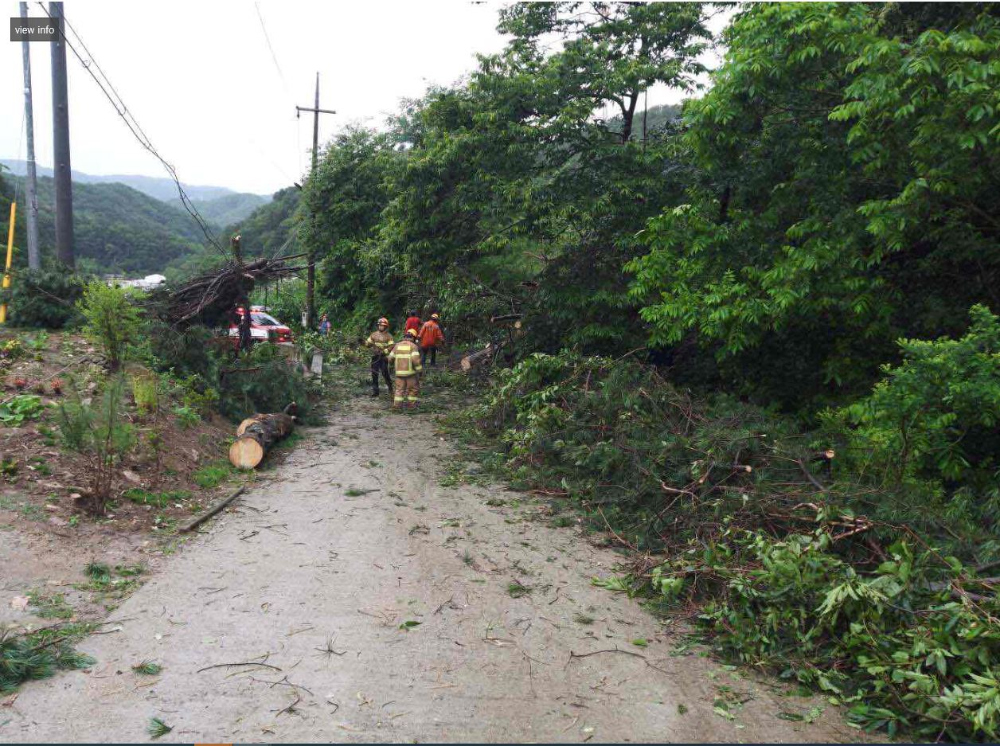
0,391,858,743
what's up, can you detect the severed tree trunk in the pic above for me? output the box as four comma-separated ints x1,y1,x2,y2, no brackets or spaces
229,411,295,469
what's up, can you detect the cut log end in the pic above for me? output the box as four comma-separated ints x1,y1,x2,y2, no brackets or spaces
230,437,265,470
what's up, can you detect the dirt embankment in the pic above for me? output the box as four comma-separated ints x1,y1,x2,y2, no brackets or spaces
1,382,858,743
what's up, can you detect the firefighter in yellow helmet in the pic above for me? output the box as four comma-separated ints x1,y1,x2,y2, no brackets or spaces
365,317,394,398
388,328,422,408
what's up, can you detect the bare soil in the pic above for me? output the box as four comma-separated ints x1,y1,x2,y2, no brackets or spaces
0,379,861,743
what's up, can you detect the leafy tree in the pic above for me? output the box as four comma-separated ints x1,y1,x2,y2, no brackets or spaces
78,281,142,371
629,3,1000,408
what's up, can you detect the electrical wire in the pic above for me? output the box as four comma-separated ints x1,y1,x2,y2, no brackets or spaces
254,1,290,98
35,3,230,261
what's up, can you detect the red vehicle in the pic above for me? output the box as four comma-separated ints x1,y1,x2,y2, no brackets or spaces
228,306,294,345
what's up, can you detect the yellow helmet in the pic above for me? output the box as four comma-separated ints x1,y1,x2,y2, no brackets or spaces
405,328,418,338
431,313,440,320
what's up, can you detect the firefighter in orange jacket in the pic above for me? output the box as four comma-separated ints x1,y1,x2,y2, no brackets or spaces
417,313,445,367
388,328,423,408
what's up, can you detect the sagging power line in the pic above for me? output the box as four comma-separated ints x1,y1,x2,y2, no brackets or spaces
35,2,230,262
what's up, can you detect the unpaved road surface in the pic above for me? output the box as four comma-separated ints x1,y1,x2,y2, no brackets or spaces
2,389,858,743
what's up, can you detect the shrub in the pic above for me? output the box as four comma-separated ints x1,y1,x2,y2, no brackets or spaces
823,305,1000,555
131,374,159,417
171,405,200,429
4,269,84,329
218,343,312,422
78,282,142,371
55,376,135,514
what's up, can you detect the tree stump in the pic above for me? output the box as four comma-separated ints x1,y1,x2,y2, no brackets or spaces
229,412,295,469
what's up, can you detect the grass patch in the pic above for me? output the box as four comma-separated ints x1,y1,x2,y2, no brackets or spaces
122,488,191,508
573,613,595,625
27,590,74,619
192,462,233,490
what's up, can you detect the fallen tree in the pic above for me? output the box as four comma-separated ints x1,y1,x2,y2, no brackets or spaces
229,404,297,469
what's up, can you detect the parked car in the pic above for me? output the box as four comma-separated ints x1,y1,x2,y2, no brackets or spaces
228,306,294,345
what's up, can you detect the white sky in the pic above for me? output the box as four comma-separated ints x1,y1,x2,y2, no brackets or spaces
3,1,727,196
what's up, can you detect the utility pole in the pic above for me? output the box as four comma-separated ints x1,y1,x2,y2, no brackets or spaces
50,1,74,268
20,3,40,270
296,72,335,330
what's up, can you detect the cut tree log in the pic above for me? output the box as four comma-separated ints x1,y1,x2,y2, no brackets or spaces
460,341,503,372
229,407,296,469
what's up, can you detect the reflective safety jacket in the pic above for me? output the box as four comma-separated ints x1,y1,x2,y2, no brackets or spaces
388,339,422,377
417,320,444,349
405,316,422,332
366,330,394,356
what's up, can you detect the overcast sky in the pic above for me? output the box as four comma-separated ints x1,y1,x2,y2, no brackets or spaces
4,1,725,196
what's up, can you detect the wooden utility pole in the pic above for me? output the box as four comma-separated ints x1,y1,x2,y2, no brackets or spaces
296,73,335,331
50,2,74,268
20,2,40,270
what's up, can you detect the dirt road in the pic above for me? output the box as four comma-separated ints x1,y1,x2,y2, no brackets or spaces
2,388,858,743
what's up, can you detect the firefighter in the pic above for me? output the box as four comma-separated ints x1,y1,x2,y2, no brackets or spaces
365,317,394,398
404,310,422,334
388,328,422,408
418,313,445,367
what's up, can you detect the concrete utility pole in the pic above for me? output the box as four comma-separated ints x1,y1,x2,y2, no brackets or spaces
296,72,335,331
50,1,74,268
20,3,40,270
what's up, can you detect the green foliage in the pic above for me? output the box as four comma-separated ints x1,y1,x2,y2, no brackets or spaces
55,376,135,513
0,394,45,426
218,343,312,423
821,305,1000,552
629,3,1000,409
78,281,142,371
22,330,50,351
147,717,172,740
655,529,1000,741
0,625,94,693
121,488,190,509
171,405,200,429
131,374,159,416
192,462,232,489
131,660,162,676
4,269,84,329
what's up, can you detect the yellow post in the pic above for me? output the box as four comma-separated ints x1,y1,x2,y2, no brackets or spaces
1,201,15,324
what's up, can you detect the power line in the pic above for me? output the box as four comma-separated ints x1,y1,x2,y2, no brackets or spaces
254,1,290,98
35,3,230,261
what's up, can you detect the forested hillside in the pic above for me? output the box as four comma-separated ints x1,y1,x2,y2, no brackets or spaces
168,191,269,227
31,176,212,274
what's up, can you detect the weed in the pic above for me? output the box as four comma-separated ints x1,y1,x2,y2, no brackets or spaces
37,424,58,446
131,374,159,417
573,613,595,625
27,590,74,620
85,561,112,580
551,515,575,528
507,580,532,598
462,550,474,566
172,405,200,429
345,487,377,497
192,462,231,489
122,488,190,508
132,660,162,676
409,524,430,536
631,638,648,647
27,456,51,476
1,458,18,480
677,704,688,715
22,331,50,352
0,394,45,426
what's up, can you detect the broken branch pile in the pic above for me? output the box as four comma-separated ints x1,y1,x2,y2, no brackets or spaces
167,255,306,327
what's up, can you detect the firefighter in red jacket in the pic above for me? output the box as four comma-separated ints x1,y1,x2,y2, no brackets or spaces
418,313,445,367
404,310,422,334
